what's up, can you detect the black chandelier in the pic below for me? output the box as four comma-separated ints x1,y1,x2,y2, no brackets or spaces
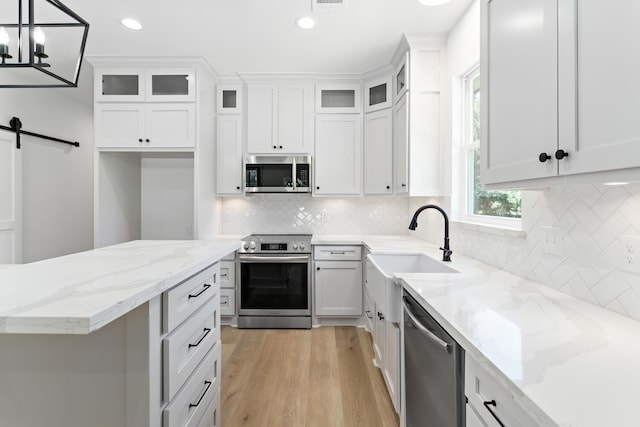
0,0,89,88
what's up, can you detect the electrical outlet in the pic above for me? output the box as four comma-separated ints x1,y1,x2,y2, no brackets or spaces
541,226,563,255
620,235,640,274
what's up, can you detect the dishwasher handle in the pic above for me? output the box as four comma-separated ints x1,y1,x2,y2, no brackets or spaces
402,297,453,354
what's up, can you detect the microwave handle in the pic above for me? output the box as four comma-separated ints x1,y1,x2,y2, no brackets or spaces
292,159,297,191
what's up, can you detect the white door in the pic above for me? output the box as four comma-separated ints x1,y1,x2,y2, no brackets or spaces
145,104,196,148
278,84,312,154
94,104,145,148
0,136,21,263
480,0,559,184
246,83,278,154
314,260,363,316
216,115,243,195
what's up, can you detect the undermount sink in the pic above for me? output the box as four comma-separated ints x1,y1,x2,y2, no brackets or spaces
368,253,458,277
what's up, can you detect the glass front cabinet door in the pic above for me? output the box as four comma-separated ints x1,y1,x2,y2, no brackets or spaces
364,75,392,113
216,84,243,114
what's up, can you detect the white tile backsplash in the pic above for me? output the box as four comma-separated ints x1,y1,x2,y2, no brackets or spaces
220,194,410,235
220,183,640,322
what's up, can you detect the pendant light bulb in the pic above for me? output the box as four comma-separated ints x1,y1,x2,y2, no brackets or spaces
34,27,45,45
0,27,9,45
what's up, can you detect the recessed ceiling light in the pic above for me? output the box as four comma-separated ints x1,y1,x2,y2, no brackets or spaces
121,18,142,30
417,0,452,5
296,16,316,30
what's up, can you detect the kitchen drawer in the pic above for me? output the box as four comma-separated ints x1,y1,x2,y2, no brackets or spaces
163,342,222,427
220,288,235,316
313,245,362,261
465,354,537,427
164,263,220,333
219,260,235,289
196,388,220,427
164,294,220,401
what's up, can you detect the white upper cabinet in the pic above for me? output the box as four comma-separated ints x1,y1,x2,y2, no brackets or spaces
95,103,196,149
364,108,393,194
480,0,558,185
315,83,362,114
315,114,362,195
96,67,196,103
216,115,243,195
364,76,392,113
482,0,640,187
246,82,313,154
216,84,243,114
391,36,445,197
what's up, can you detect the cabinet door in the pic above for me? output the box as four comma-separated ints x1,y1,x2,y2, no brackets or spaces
383,320,400,413
278,84,313,154
95,68,145,102
315,115,362,195
314,260,363,316
217,84,243,114
95,104,145,148
364,287,374,333
559,0,640,176
216,115,243,195
246,83,278,154
394,53,409,103
315,84,362,114
364,109,393,194
364,76,392,113
480,0,558,184
393,94,408,194
145,68,196,102
373,305,385,367
145,104,196,148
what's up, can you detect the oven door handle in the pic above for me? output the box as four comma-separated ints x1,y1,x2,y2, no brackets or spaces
239,255,310,263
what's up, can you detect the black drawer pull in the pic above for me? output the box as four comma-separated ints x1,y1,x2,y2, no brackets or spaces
189,380,212,408
483,400,506,427
188,328,211,348
188,283,211,299
220,273,228,277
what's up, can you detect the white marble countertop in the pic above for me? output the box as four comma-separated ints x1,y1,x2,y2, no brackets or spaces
0,238,241,335
313,233,640,427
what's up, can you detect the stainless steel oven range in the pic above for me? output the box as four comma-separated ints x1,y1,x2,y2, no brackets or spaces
238,234,312,329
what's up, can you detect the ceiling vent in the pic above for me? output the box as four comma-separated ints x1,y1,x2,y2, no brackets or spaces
312,0,346,12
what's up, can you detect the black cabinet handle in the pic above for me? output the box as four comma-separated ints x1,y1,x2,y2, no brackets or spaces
189,381,212,408
377,312,384,320
138,138,143,142
386,185,390,189
236,186,240,190
316,186,320,190
401,183,406,187
188,283,211,299
188,328,211,348
538,153,551,162
279,145,283,149
555,149,569,160
483,400,506,427
273,145,277,149
145,138,150,143
316,266,320,271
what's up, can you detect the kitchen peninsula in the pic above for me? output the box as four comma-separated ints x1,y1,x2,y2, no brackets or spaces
0,238,240,427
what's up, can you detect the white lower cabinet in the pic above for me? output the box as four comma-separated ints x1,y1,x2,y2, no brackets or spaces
313,245,363,317
162,262,222,427
465,353,536,427
373,303,385,366
364,287,374,333
383,320,400,413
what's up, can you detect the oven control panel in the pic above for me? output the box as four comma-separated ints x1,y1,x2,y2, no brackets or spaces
240,235,311,254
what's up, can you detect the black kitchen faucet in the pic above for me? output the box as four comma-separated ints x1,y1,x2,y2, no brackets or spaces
408,204,452,262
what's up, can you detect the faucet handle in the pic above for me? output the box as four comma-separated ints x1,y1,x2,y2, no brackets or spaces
439,247,453,262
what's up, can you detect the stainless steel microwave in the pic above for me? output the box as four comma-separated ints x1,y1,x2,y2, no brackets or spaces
245,156,311,193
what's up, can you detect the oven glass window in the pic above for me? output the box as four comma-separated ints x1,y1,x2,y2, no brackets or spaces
241,263,308,309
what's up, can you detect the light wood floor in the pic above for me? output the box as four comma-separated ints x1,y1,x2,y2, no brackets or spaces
221,326,400,427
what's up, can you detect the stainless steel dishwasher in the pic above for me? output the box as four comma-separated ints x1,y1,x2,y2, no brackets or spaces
403,291,465,427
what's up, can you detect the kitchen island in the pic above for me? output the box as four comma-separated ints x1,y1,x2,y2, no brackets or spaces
0,238,241,427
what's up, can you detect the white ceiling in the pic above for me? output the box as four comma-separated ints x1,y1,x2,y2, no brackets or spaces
64,0,475,75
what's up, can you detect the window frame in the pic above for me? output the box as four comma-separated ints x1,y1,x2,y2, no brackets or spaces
458,65,522,230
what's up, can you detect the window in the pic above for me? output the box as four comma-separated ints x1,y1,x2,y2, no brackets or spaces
463,67,521,221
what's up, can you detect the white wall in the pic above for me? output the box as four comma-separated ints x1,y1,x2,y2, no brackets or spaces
435,0,640,322
0,78,94,262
